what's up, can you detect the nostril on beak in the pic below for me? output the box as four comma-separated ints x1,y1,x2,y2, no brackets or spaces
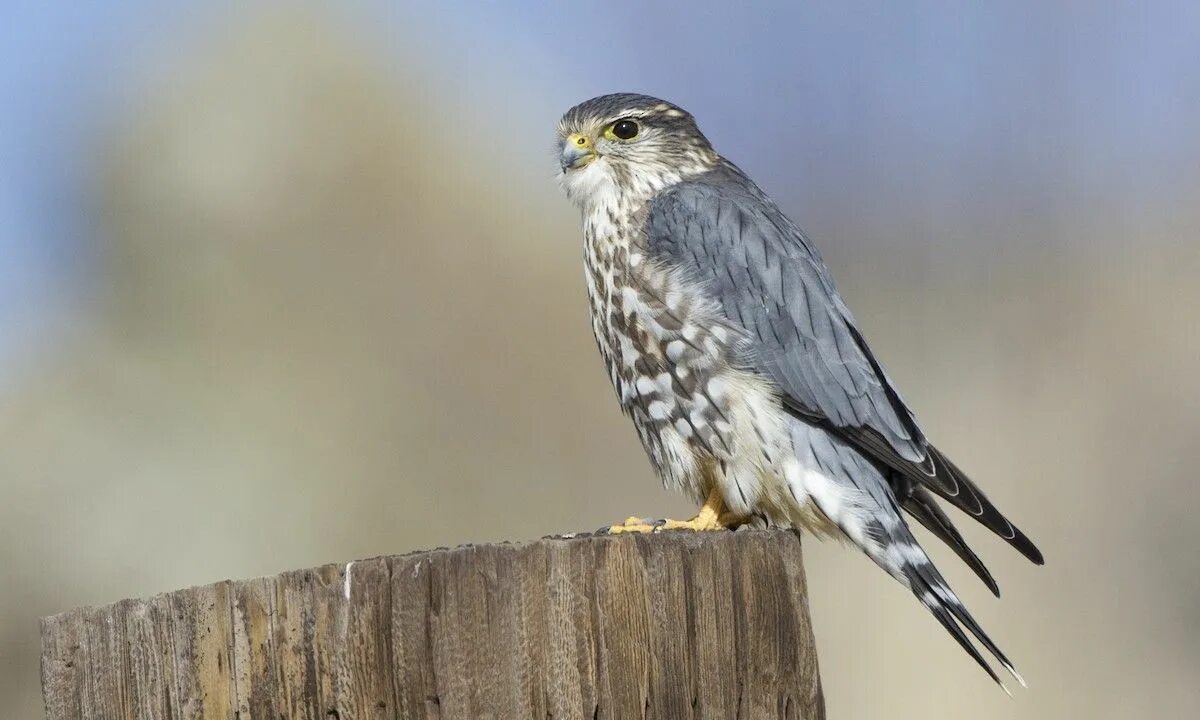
561,134,596,171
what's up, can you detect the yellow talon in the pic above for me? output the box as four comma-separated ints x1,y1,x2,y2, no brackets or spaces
659,488,732,531
608,516,657,534
607,488,737,534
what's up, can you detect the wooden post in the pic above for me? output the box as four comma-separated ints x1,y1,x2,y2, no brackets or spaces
40,529,824,719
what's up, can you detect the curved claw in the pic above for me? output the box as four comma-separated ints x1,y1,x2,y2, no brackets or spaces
606,516,661,534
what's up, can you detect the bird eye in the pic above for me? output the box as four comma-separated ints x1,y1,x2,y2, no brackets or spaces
610,119,640,140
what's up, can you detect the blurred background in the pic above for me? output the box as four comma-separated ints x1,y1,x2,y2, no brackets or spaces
1,1,1197,717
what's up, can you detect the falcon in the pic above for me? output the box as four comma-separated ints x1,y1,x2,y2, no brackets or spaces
555,93,1043,689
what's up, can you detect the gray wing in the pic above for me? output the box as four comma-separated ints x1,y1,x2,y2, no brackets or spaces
644,163,925,460
643,163,1043,567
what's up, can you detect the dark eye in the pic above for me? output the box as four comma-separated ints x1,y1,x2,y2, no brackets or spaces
611,119,639,140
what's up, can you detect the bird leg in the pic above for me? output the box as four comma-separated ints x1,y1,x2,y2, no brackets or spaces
660,487,734,531
608,487,738,534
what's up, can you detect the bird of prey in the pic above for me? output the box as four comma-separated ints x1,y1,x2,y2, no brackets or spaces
555,93,1043,689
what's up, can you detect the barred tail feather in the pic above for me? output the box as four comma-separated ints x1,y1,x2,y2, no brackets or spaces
865,499,1024,690
897,523,1025,689
788,421,1024,689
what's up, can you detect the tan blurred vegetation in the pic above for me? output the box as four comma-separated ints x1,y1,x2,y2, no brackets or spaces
1,7,1197,718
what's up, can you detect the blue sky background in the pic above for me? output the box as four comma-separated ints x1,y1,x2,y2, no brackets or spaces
0,1,186,365
2,1,1199,370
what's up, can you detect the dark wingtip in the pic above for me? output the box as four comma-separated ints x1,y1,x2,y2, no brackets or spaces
974,563,1001,597
1025,542,1045,566
928,446,1046,566
1008,523,1045,565
902,486,1001,596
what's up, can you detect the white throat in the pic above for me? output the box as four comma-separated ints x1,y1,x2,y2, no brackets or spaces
560,156,691,218
560,158,624,215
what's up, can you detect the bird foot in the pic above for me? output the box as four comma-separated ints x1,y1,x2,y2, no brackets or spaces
606,512,742,535
660,511,741,532
606,489,740,534
607,516,661,534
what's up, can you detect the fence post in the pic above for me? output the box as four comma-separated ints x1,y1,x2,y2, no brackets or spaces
41,529,824,719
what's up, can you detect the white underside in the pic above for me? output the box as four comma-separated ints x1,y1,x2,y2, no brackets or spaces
654,363,874,547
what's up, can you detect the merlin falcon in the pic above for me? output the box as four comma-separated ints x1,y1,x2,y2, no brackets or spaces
556,93,1043,689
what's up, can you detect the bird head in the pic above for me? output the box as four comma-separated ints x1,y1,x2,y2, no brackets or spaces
556,93,718,209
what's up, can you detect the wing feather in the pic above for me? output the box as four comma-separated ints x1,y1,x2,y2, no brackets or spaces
643,162,1042,565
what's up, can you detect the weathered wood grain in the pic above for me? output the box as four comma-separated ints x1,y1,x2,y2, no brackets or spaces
42,529,825,719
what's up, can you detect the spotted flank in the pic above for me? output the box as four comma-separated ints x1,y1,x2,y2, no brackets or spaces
557,93,1042,689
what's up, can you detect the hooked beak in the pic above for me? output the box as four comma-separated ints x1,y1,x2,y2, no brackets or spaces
561,133,597,171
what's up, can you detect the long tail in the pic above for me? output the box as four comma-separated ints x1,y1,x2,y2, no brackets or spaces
788,421,1023,690
871,492,1024,691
